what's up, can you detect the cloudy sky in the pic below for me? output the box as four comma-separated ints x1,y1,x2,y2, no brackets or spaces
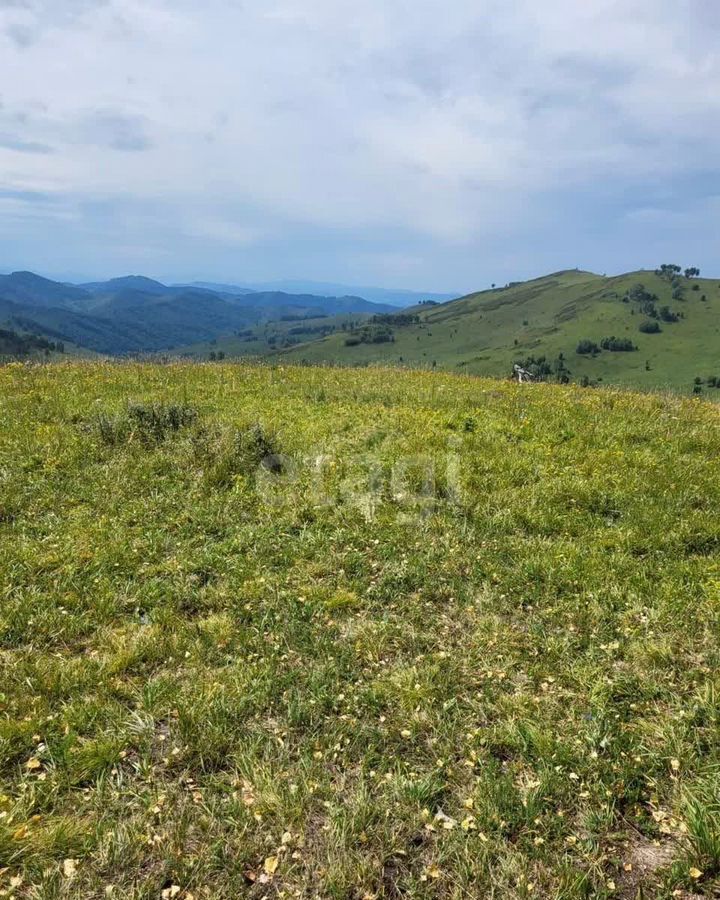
1,0,719,291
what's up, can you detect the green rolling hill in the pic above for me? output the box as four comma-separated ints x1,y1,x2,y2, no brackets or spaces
271,268,720,394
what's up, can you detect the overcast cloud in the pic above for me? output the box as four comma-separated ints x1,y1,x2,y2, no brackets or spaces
1,0,719,290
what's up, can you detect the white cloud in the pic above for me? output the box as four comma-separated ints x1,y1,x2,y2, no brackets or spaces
1,0,719,285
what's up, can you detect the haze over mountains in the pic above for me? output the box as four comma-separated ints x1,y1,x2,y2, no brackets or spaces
0,271,403,355
178,280,457,308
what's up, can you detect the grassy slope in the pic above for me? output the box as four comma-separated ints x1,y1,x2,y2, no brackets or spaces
179,312,374,360
273,270,720,393
2,362,720,898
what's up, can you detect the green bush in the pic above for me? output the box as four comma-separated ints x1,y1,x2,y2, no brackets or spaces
576,339,600,355
513,355,552,379
600,337,636,352
345,325,395,346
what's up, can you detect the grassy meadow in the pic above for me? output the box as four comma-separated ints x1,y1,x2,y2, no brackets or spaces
2,361,720,898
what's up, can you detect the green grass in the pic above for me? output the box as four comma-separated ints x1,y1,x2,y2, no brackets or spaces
271,270,720,394
2,361,720,898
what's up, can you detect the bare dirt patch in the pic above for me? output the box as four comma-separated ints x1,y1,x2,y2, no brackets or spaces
616,837,677,899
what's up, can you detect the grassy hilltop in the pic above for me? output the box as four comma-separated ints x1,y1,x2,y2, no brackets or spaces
2,362,720,897
273,269,720,394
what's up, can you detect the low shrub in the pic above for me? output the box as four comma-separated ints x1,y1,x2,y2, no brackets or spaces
95,402,198,446
576,340,600,355
194,422,283,488
600,337,636,352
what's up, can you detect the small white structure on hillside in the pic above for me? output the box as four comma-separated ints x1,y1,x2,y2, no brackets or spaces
513,364,535,384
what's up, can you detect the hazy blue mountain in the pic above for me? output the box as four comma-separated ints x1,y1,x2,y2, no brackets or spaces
80,277,395,315
175,281,255,296
178,279,457,308
0,271,91,310
91,289,266,351
225,291,395,315
248,280,458,308
80,276,172,296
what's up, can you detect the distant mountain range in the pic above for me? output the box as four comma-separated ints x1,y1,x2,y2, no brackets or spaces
177,280,457,308
0,271,401,355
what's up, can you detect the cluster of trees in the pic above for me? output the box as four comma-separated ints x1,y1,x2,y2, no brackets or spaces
655,264,700,281
692,375,720,394
280,313,328,322
0,328,65,358
652,264,703,304
625,283,661,317
576,339,600,356
624,283,681,323
600,336,637,351
287,323,335,336
345,324,395,346
513,354,571,383
639,320,662,334
576,336,637,356
372,313,420,327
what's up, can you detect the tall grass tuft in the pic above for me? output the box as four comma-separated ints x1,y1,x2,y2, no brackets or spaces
94,401,198,446
682,774,720,877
